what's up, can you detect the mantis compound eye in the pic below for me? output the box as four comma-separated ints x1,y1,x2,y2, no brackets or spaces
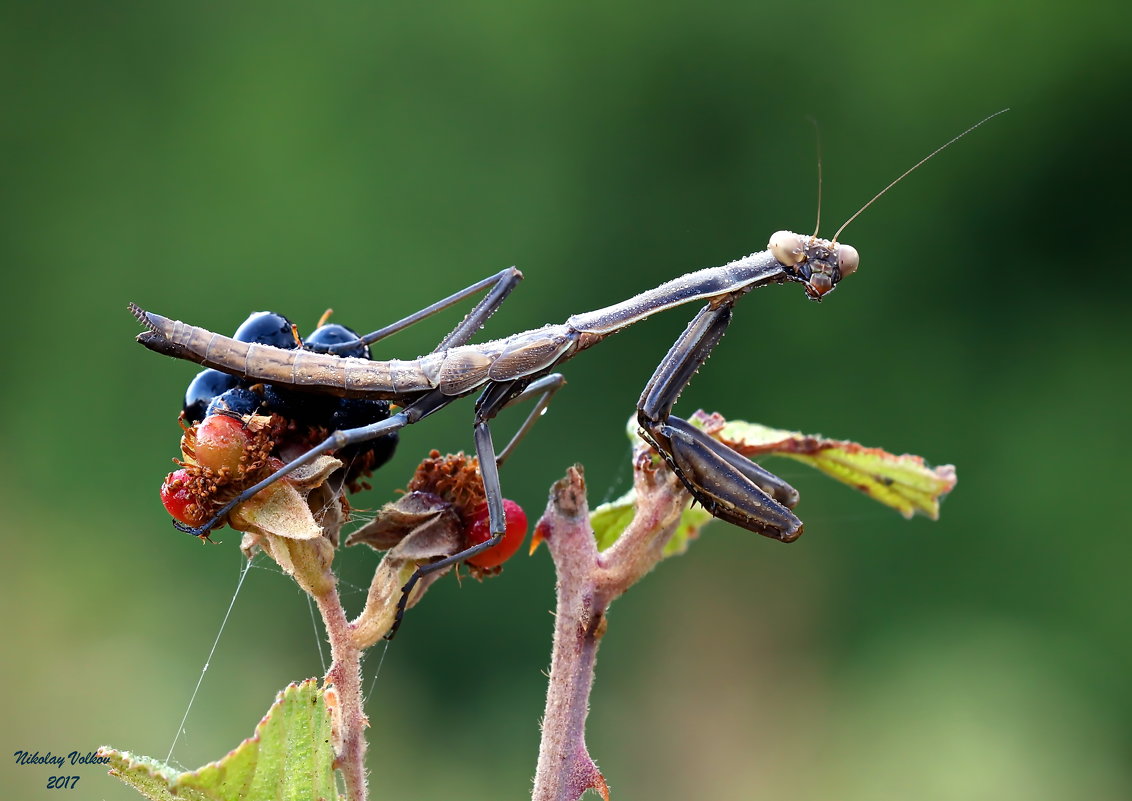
769,231,806,267
837,244,859,279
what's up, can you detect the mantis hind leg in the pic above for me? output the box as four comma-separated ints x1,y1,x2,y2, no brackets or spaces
636,302,803,542
387,373,566,639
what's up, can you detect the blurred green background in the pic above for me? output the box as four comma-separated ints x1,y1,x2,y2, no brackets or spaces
2,2,1129,799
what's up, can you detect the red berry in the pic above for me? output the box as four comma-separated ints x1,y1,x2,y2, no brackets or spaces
465,499,528,568
161,468,202,526
193,414,250,475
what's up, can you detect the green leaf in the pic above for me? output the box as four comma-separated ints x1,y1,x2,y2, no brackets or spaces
589,490,638,552
590,489,713,557
100,679,338,801
691,412,957,520
625,412,956,520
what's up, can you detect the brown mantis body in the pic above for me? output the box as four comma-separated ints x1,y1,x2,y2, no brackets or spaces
133,233,851,633
133,231,849,535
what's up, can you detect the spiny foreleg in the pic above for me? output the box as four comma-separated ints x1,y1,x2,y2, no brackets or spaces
636,302,803,542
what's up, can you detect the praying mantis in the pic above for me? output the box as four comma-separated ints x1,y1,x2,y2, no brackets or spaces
133,110,1004,633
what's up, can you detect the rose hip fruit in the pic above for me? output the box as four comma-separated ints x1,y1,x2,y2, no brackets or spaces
160,469,201,526
465,499,528,569
193,414,250,475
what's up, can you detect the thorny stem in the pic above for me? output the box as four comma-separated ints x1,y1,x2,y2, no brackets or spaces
533,456,688,801
313,584,368,801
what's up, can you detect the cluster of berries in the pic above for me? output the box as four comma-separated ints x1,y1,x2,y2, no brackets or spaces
159,312,528,570
160,311,398,530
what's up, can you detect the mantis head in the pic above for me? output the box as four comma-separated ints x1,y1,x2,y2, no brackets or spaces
767,112,1007,302
768,231,859,301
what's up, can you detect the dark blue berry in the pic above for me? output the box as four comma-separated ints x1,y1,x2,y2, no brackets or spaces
262,384,337,424
305,323,370,359
260,321,367,421
206,387,262,418
333,398,399,477
329,398,391,431
184,369,239,424
233,311,298,349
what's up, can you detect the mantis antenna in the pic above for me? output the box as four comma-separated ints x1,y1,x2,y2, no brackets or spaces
808,116,823,238
832,108,1010,242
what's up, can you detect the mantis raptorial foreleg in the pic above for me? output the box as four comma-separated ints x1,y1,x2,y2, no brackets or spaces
636,300,803,541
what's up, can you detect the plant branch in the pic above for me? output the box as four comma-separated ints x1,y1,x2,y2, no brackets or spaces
314,583,368,801
532,454,689,801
